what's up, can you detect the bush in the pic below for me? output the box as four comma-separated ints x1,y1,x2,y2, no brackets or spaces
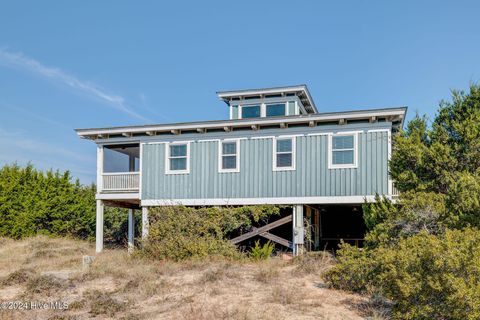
325,228,480,320
0,163,136,245
249,240,274,260
363,192,448,248
139,205,281,261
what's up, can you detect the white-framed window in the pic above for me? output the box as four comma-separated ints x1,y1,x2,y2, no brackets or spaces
266,103,286,117
273,136,296,171
241,105,261,119
165,142,190,174
328,132,358,169
218,139,240,173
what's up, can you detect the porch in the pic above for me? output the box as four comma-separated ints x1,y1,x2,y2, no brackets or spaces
97,143,140,194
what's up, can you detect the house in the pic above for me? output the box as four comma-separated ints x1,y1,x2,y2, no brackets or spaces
76,85,406,254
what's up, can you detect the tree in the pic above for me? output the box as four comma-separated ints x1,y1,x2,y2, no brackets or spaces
0,163,129,244
365,84,480,247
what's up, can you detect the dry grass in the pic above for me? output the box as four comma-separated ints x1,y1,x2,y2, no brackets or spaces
0,236,374,319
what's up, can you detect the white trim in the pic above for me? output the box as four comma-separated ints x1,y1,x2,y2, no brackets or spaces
336,130,364,134
217,85,309,99
307,132,330,136
165,141,190,174
139,143,144,200
96,146,103,193
251,136,275,140
328,132,359,169
218,139,240,173
367,129,390,133
197,139,221,143
260,103,266,117
273,136,296,171
102,171,139,175
387,129,393,195
96,193,140,200
77,108,406,138
141,195,391,206
278,134,304,138
145,141,168,145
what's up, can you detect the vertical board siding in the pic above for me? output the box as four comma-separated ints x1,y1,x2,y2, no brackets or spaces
142,131,389,200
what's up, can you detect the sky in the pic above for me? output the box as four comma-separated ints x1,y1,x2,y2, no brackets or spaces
1,1,479,184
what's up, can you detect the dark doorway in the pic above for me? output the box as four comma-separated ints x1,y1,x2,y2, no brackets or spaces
316,205,366,250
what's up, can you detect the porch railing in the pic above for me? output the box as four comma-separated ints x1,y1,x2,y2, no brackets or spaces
102,172,139,192
390,180,400,197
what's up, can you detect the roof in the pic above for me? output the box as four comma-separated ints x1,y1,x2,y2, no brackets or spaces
217,84,317,114
76,106,407,140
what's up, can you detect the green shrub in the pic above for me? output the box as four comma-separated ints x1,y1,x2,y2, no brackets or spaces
325,228,480,320
363,192,448,248
249,240,274,261
140,206,281,261
0,163,137,245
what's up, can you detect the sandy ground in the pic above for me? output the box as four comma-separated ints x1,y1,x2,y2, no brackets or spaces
0,237,379,320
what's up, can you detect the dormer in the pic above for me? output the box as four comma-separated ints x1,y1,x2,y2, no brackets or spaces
217,85,317,120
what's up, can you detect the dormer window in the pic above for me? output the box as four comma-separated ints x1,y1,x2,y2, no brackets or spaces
241,105,261,118
266,103,286,117
218,85,318,120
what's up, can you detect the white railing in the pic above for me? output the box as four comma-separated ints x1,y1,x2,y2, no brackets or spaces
102,172,139,192
391,181,400,196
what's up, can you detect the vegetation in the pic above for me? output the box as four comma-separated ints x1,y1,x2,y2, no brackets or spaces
0,163,141,245
0,236,365,320
140,205,281,261
325,229,480,319
2,83,479,318
249,240,275,260
325,84,480,319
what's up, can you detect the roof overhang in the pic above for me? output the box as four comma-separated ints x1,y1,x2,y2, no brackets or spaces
217,85,317,114
76,107,407,141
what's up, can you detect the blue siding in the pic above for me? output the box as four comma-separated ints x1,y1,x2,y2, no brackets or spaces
141,125,390,201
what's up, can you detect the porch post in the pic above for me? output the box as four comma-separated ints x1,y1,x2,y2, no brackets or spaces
96,200,104,253
142,206,149,240
292,204,305,256
96,146,103,193
128,154,135,172
128,209,135,253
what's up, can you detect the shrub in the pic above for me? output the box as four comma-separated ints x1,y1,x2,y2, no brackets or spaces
25,275,67,296
84,290,126,317
293,251,334,274
323,242,377,293
0,163,135,245
1,268,36,286
325,228,480,320
249,240,274,261
140,206,281,261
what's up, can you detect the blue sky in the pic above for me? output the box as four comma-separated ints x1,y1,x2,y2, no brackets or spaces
1,1,479,183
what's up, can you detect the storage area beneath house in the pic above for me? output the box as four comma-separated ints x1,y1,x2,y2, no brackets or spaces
309,204,366,250
228,204,367,254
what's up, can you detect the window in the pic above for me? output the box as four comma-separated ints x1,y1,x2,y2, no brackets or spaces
266,103,286,117
329,133,357,168
273,137,295,171
166,142,190,174
218,140,240,172
241,105,261,118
